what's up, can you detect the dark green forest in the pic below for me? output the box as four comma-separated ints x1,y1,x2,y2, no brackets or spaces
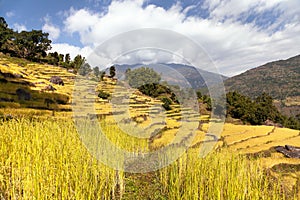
226,91,300,129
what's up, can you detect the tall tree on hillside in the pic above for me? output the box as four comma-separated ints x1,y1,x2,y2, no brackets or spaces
13,30,52,60
65,53,70,64
197,91,212,111
0,17,51,61
58,54,64,65
73,54,85,70
78,63,91,76
100,71,106,81
0,17,14,54
109,65,116,78
93,66,100,78
47,51,59,65
226,91,257,124
125,67,161,88
0,17,8,29
255,92,282,123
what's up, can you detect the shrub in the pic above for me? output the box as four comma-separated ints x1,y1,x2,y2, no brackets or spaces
98,90,111,100
16,88,31,101
160,96,172,111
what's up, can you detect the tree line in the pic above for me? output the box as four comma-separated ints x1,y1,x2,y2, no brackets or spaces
225,91,300,129
0,17,85,71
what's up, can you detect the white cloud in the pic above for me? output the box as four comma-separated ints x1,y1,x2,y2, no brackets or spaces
63,1,187,46
42,23,61,40
50,43,93,59
42,16,61,41
64,8,100,42
203,0,286,21
6,11,15,18
13,23,27,32
55,0,300,76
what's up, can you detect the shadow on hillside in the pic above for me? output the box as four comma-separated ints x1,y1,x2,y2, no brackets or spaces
0,71,70,111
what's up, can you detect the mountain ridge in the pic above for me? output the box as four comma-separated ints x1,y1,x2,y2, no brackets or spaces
113,63,228,89
225,54,300,117
225,54,300,100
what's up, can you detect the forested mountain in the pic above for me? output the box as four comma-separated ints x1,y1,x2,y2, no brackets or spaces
225,54,300,100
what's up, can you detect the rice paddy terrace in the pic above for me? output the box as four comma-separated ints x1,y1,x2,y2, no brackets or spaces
1,55,300,199
0,54,74,117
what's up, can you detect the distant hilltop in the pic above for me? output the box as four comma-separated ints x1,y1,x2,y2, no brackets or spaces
113,63,228,89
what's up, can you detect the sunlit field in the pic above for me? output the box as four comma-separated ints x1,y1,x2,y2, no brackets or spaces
0,119,117,199
0,118,299,199
1,55,300,199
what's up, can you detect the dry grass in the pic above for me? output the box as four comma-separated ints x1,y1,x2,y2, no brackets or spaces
0,118,118,199
1,55,300,199
228,127,299,152
0,118,295,199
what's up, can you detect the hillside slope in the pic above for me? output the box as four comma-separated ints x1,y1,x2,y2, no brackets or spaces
225,54,300,116
225,54,300,100
0,54,75,111
1,55,300,197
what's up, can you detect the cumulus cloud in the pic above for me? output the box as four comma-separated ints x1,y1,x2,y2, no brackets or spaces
50,43,93,59
54,0,300,76
42,23,60,40
42,16,61,41
13,23,27,32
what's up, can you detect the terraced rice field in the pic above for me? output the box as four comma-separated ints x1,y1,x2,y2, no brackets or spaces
0,56,74,111
1,55,300,199
94,80,300,196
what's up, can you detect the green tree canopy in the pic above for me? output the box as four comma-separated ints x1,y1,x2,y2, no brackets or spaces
0,17,14,53
73,54,85,70
93,66,100,78
226,91,293,126
13,30,51,60
78,63,91,76
0,18,51,61
65,53,70,64
226,91,257,124
0,16,90,70
196,91,212,111
125,67,161,88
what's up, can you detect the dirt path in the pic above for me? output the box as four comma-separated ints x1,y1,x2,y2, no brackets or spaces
121,172,166,200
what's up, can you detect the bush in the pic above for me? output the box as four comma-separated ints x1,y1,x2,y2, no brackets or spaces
160,96,172,111
98,90,111,100
16,88,31,101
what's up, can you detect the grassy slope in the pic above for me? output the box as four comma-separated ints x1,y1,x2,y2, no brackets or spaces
0,54,74,112
0,55,300,198
225,54,300,100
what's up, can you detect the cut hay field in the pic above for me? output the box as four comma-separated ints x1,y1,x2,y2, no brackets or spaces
0,55,300,199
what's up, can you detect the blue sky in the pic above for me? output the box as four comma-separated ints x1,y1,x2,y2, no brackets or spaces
1,0,300,76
